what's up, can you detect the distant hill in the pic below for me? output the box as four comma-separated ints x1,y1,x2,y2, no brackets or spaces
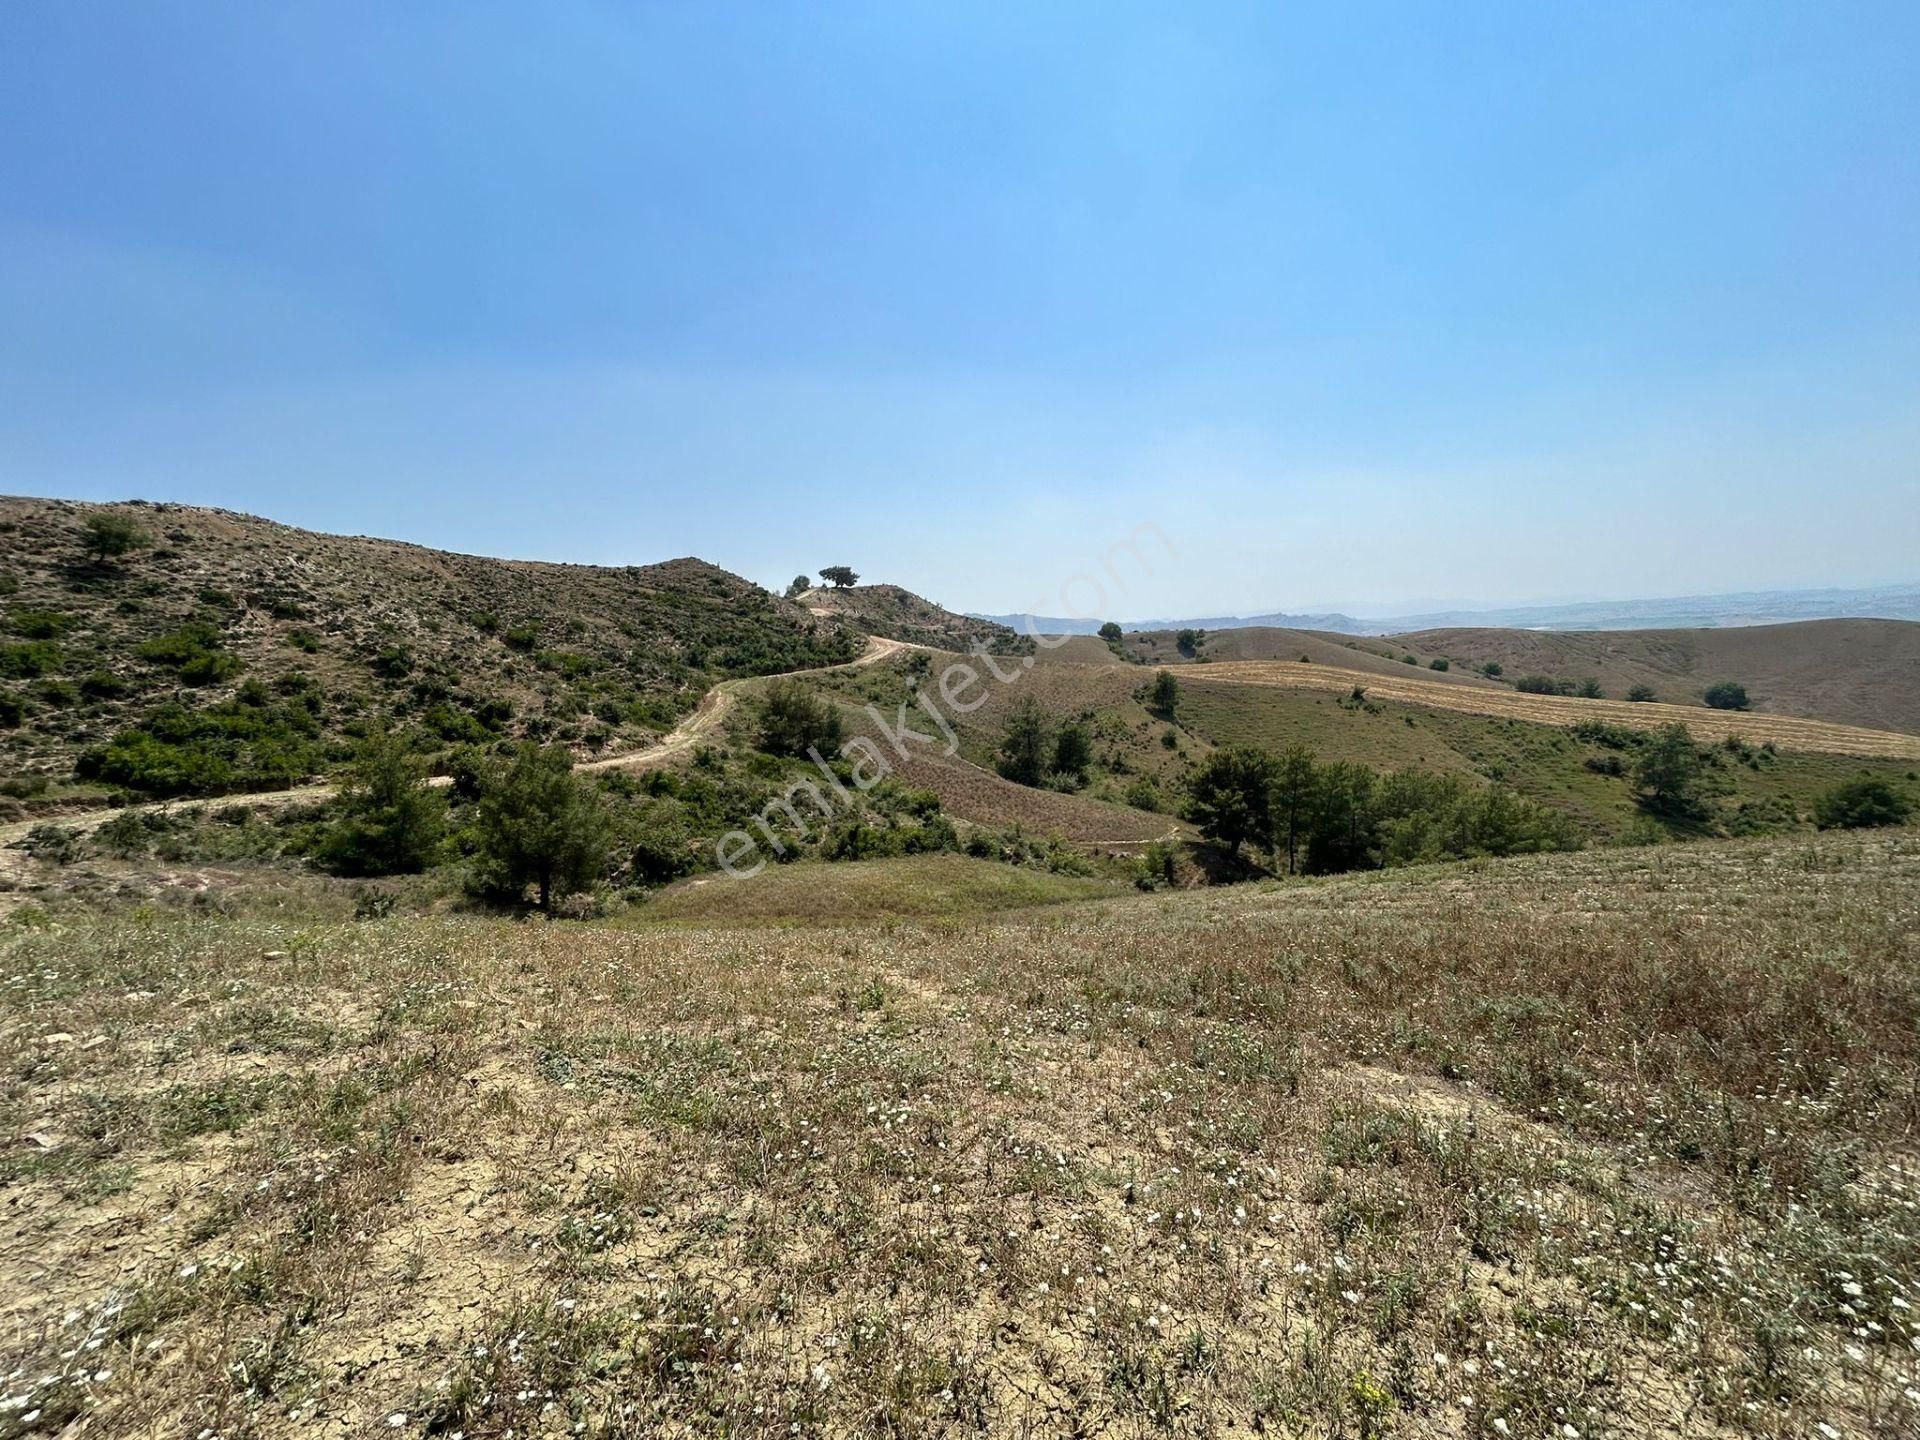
802,583,1031,653
1394,618,1920,735
0,496,860,791
978,581,1920,638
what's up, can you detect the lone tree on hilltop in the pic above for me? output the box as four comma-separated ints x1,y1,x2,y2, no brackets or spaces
819,566,859,588
81,513,151,564
785,575,811,598
1098,621,1124,644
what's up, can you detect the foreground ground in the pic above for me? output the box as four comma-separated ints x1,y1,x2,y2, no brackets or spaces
3,833,1917,1437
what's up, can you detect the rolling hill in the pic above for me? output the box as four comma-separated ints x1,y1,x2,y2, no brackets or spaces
0,496,861,792
800,583,1031,653
1389,618,1920,733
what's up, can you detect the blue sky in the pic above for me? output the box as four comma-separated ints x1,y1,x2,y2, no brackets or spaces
3,2,1916,617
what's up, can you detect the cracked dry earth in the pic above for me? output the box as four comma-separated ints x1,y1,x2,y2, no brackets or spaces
4,831,1920,1437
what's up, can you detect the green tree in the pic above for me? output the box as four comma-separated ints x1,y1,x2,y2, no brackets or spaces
1576,677,1604,699
1147,669,1180,718
1704,681,1750,711
1185,745,1280,858
819,565,860,588
472,743,614,910
1814,774,1913,830
317,732,447,876
1272,745,1319,875
756,678,844,757
81,513,151,563
1626,684,1657,702
785,575,811,598
1305,761,1379,872
1175,628,1204,657
1633,722,1713,820
1052,720,1093,778
995,696,1054,786
1098,621,1124,645
1482,661,1503,678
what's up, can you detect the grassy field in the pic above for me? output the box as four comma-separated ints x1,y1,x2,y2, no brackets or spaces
644,853,1118,923
4,833,1917,1437
1178,681,1920,839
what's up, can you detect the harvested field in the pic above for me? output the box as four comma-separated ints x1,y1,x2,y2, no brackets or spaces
1198,659,1920,757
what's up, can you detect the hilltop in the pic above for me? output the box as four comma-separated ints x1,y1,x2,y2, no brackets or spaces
801,582,1031,653
0,497,861,793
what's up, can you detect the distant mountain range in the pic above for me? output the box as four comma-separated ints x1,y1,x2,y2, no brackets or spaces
975,581,1920,637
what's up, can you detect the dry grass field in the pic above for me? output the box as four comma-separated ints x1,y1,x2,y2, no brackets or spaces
4,831,1917,1438
1194,660,1920,760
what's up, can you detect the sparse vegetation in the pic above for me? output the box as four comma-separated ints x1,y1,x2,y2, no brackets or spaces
1815,772,1914,830
1705,679,1752,710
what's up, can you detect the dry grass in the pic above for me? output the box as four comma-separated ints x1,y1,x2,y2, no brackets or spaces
3,832,1918,1437
1196,660,1920,759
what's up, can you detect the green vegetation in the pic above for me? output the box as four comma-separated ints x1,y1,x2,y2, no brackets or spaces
1815,773,1914,830
1147,668,1180,718
755,678,845,758
76,688,329,796
1705,679,1751,710
1632,721,1719,821
80,512,150,563
818,565,859,588
785,574,811,597
316,732,448,875
995,696,1054,786
471,742,616,910
1183,738,1578,874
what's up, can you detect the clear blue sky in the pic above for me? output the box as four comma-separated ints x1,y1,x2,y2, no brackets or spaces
3,2,1916,618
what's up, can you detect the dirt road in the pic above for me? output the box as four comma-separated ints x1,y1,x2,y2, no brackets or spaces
0,636,916,869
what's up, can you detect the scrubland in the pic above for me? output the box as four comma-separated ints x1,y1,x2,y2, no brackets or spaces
4,831,1917,1437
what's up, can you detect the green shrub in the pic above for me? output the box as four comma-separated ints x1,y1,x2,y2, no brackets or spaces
1704,681,1750,711
80,670,128,700
1814,775,1913,831
756,679,845,758
1626,684,1657,702
9,610,73,640
0,690,24,728
1428,657,1449,671
0,641,61,678
470,743,614,909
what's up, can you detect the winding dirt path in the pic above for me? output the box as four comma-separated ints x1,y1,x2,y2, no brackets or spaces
0,636,916,873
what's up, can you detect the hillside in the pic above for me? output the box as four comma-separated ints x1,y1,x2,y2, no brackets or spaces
0,497,861,795
1393,617,1920,734
6,831,1916,1436
801,583,1031,653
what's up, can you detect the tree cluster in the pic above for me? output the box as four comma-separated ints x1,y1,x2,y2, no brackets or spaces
1183,743,1580,875
996,697,1093,789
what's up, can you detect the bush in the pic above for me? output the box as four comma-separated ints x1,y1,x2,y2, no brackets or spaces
1704,681,1750,711
1575,677,1604,699
0,641,60,679
1482,661,1502,678
756,679,845,758
80,669,128,700
316,732,447,876
1515,675,1575,696
1814,775,1913,831
1428,657,1449,671
77,694,327,797
1175,628,1203,657
9,610,72,640
0,690,24,727
1626,684,1657,703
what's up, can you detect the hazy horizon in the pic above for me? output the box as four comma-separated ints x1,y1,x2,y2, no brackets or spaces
5,3,1918,617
